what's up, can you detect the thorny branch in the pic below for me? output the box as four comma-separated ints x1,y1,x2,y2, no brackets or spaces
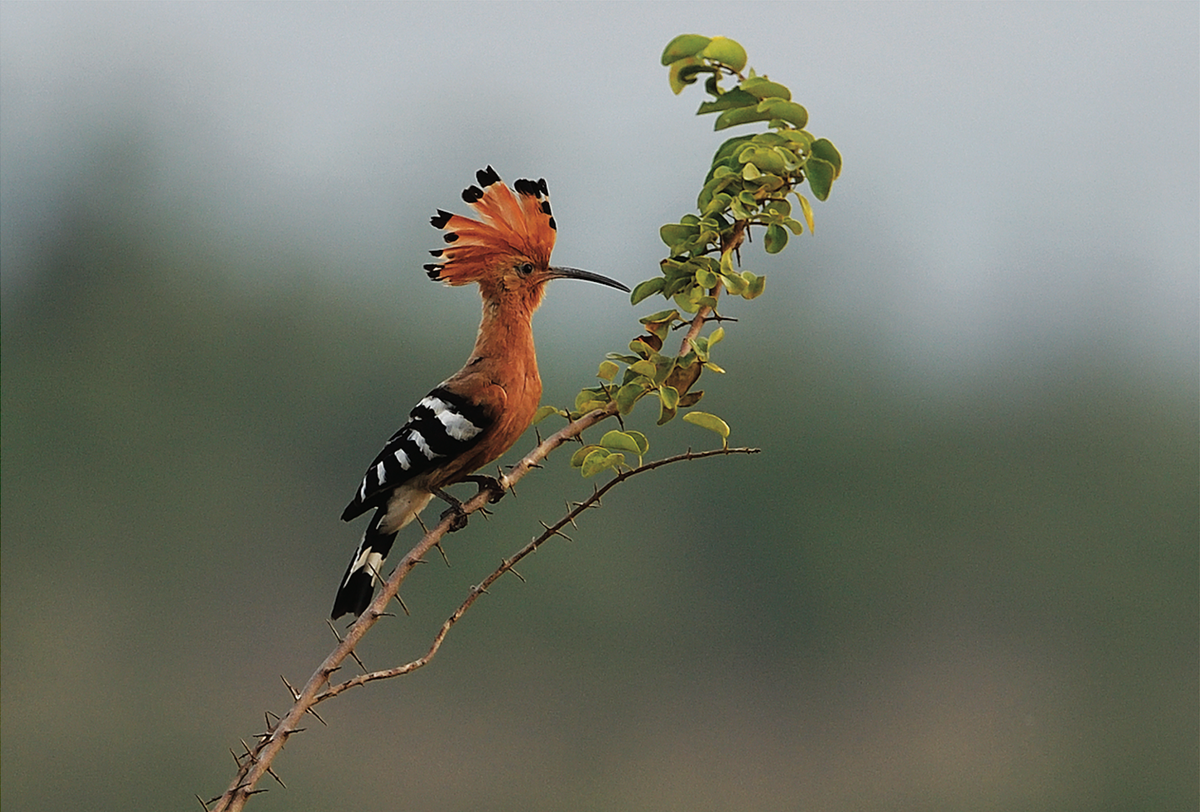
205,399,756,811
316,446,759,700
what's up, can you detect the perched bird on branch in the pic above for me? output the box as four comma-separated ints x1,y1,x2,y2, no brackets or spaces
332,166,628,619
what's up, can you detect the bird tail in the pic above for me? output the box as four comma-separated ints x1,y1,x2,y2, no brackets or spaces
331,508,398,619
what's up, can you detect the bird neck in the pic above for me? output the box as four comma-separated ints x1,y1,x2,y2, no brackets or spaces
469,294,541,376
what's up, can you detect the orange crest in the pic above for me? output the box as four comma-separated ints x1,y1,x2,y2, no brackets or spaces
424,166,557,286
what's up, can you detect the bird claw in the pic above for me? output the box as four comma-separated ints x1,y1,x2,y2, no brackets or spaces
463,474,506,504
439,503,470,532
434,477,504,532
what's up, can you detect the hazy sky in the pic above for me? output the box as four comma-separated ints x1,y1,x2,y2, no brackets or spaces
2,2,1197,374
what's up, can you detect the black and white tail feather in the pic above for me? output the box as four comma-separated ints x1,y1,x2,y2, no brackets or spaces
331,387,491,619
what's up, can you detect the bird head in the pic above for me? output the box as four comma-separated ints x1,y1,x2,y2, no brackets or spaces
424,167,628,306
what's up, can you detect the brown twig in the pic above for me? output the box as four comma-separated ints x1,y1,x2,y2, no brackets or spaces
314,446,759,701
207,403,619,811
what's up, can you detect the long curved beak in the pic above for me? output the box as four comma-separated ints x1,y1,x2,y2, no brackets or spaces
546,265,630,293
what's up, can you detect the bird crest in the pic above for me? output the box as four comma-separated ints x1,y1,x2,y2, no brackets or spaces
424,166,557,286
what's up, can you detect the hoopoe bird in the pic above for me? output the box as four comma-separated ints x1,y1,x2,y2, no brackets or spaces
331,166,628,619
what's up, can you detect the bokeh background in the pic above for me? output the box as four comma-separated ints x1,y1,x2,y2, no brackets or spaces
2,4,1196,811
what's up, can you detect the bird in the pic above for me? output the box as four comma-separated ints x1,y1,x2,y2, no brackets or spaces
331,166,629,620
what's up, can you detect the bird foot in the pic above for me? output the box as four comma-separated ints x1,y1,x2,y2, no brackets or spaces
434,488,470,532
462,474,507,504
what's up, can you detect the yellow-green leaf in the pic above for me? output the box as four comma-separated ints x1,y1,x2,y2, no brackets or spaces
661,34,712,66
700,36,747,72
759,99,808,129
615,382,646,414
629,359,657,378
532,405,564,424
668,57,701,95
570,445,600,468
764,223,788,254
810,138,842,176
740,76,791,101
600,430,644,455
683,411,731,444
581,448,623,477
626,430,650,455
596,360,619,381
796,193,815,233
630,277,665,305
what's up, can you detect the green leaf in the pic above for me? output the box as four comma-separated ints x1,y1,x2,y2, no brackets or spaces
570,445,598,468
574,386,608,412
532,405,564,424
580,448,623,477
697,88,758,115
810,138,843,176
658,385,680,410
720,270,747,295
719,250,735,277
629,337,657,358
806,158,835,201
695,265,718,288
714,105,775,131
758,99,808,129
630,277,665,305
660,222,697,247
709,134,757,171
615,381,647,414
628,359,657,378
600,430,645,455
764,198,791,218
640,308,681,326
739,146,786,174
661,34,712,65
764,223,788,253
740,76,791,101
700,36,747,72
683,411,731,444
709,326,726,347
743,272,766,299
668,57,700,95
596,360,619,381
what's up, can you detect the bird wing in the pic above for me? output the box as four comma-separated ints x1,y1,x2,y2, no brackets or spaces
341,386,493,522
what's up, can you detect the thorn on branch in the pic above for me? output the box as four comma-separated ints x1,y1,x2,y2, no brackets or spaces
280,675,299,701
433,540,451,567
265,764,288,788
538,520,573,542
342,642,368,673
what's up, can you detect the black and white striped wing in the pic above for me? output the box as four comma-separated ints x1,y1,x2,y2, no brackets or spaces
340,387,491,522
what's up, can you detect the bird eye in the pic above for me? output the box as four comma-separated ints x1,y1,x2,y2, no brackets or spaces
518,262,534,277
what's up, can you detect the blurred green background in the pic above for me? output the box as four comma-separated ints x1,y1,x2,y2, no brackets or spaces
2,4,1196,811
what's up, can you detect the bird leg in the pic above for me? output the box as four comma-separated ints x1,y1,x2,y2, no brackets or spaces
433,488,471,532
433,477,505,532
